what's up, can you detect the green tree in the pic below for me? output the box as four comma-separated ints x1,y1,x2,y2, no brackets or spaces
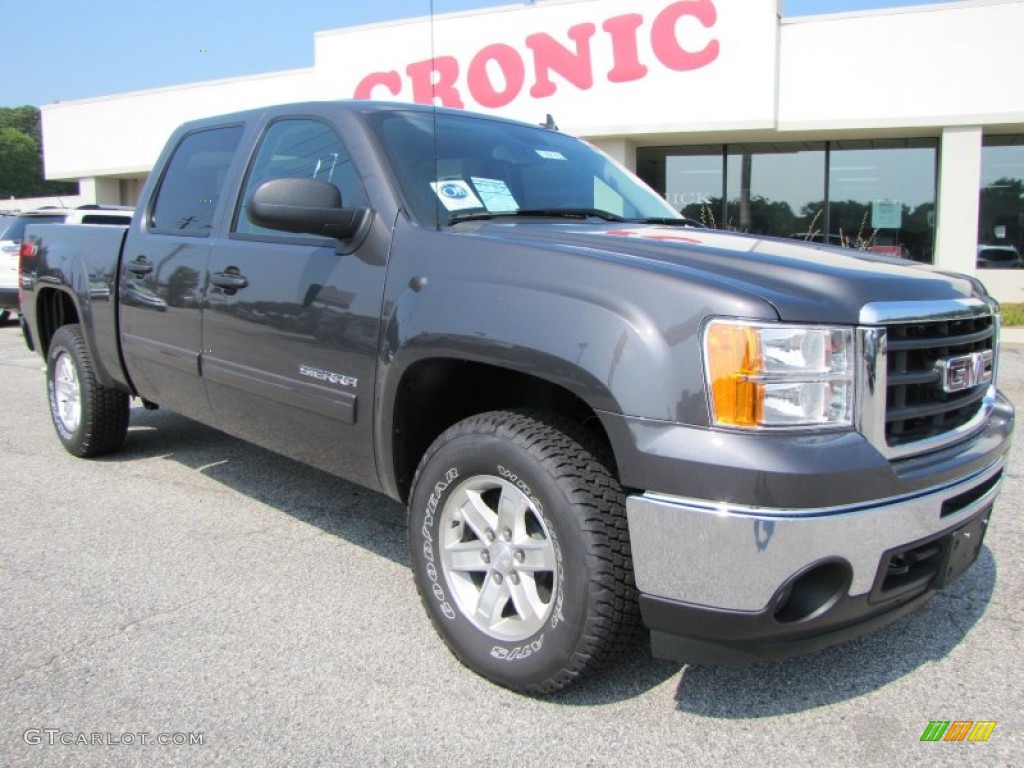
0,106,77,198
0,105,41,136
0,127,39,197
724,196,800,236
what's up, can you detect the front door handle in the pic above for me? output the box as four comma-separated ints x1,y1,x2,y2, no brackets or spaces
210,268,248,290
125,256,153,276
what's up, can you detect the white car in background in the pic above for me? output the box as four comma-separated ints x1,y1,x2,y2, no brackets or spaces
0,206,134,323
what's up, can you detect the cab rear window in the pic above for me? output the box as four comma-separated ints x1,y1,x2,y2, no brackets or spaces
80,214,132,225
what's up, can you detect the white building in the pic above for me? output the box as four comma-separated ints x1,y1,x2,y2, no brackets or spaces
39,0,1024,300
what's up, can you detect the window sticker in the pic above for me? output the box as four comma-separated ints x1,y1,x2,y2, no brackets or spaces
536,150,567,161
430,180,484,211
471,177,520,212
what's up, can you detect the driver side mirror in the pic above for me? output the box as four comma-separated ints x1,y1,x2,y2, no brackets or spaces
247,177,368,241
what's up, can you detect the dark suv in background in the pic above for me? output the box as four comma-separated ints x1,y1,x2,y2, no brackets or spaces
976,244,1022,269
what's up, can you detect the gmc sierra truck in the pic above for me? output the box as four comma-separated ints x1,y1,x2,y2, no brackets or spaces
19,101,1014,694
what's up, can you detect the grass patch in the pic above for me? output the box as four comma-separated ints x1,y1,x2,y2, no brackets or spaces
1000,302,1024,327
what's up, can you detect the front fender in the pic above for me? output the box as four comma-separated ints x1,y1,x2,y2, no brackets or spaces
381,273,679,418
379,223,778,423
372,222,779,498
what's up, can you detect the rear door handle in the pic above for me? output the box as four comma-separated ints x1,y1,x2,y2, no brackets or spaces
210,268,248,290
126,256,153,276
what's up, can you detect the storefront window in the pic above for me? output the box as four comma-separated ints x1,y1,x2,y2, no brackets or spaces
979,136,1024,270
725,143,825,239
637,139,938,262
828,139,937,262
657,146,723,227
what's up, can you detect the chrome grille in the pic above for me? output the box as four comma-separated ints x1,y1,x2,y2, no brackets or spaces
885,314,995,447
857,299,999,460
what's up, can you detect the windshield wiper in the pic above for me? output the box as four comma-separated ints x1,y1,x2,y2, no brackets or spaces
447,211,507,224
517,208,628,222
448,208,627,225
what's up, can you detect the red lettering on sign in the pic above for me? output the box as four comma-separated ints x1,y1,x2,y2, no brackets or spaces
406,57,465,107
468,44,526,108
350,1,721,109
603,14,649,83
525,23,596,98
354,71,402,100
651,0,720,72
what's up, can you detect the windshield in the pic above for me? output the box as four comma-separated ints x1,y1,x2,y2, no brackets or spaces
367,110,680,227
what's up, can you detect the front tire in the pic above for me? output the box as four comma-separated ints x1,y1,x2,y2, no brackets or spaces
46,324,129,457
408,410,639,694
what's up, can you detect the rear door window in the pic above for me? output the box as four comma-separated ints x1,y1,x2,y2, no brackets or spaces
149,125,244,235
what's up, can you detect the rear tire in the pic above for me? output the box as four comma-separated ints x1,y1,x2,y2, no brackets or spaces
408,410,639,694
46,324,129,457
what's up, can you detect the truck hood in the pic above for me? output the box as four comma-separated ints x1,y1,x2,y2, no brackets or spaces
453,221,986,325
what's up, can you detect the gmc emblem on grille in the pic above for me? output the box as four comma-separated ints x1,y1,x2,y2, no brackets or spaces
935,350,994,393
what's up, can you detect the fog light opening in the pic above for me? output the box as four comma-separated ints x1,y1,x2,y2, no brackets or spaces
772,560,851,624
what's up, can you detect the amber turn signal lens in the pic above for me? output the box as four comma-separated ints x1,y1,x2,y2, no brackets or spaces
705,323,764,427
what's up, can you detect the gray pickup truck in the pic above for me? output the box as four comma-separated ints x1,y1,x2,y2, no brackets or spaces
19,101,1014,694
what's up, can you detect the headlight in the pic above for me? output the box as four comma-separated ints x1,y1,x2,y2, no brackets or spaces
703,320,855,429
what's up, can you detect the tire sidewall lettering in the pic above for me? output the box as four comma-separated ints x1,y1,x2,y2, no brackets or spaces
419,467,459,623
412,439,589,683
420,459,569,655
490,634,544,662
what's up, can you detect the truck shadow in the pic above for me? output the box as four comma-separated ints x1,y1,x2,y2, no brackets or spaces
111,405,684,699
554,548,996,711
110,405,997,710
669,548,996,717
114,405,410,567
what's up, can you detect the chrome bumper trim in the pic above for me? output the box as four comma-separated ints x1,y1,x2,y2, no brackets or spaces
626,458,1004,612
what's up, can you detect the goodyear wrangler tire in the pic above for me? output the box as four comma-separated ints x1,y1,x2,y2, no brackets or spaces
408,410,639,694
46,324,129,458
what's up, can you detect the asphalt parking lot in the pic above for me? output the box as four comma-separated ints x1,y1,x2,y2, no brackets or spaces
1,317,1021,767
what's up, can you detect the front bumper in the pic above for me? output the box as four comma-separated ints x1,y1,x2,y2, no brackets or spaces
627,450,1006,663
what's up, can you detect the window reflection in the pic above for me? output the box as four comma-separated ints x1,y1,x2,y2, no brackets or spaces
725,143,825,239
828,139,937,263
979,136,1024,270
663,148,722,227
